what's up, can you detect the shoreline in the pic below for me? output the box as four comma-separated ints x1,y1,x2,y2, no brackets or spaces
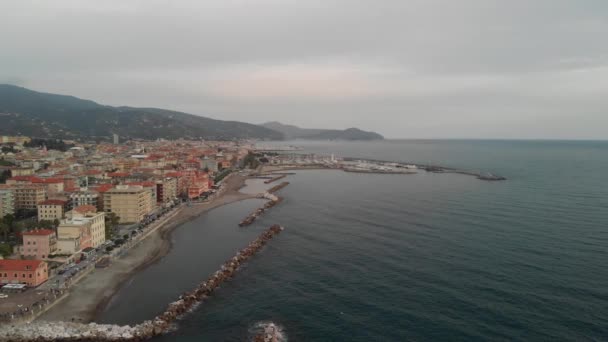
36,173,257,323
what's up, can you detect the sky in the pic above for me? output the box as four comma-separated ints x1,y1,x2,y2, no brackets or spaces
1,0,607,139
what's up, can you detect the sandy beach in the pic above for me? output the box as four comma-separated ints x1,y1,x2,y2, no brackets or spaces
37,173,257,323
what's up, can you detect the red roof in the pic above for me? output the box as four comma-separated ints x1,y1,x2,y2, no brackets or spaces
165,172,183,178
22,229,55,236
38,199,67,206
0,260,44,272
73,205,97,213
93,184,114,193
84,170,103,175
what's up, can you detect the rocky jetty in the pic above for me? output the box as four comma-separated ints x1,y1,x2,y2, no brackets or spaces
264,174,287,184
0,225,285,342
239,182,289,227
240,196,283,227
267,182,289,194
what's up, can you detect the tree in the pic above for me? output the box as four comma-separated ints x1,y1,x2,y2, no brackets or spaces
0,243,12,258
0,221,10,242
39,220,54,229
0,170,10,184
2,214,15,229
105,212,120,240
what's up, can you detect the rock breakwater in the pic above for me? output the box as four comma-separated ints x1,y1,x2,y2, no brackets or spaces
264,174,287,184
0,225,285,342
239,182,289,227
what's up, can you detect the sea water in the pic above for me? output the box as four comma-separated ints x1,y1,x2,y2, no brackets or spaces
101,140,608,341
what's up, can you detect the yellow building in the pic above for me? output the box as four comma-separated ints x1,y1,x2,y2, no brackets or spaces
10,168,34,177
156,177,178,205
59,205,106,250
37,199,67,221
103,185,153,223
0,136,31,145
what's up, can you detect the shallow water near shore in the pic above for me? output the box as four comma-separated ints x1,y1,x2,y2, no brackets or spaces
103,140,607,341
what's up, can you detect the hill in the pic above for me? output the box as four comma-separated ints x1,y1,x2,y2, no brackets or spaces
261,121,383,141
0,85,283,141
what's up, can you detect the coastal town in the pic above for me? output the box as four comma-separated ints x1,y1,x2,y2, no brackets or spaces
0,134,271,324
0,133,505,341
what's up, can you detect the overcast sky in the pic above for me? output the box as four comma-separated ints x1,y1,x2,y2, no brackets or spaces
1,0,607,139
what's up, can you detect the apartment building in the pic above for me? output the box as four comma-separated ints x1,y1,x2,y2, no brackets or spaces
156,177,178,205
103,185,153,223
19,229,57,259
37,199,67,221
0,189,14,217
69,188,100,210
63,205,106,248
0,184,47,210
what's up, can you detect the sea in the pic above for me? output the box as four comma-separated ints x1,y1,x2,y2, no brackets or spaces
97,140,608,341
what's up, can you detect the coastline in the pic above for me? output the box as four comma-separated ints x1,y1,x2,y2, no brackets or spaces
36,173,257,323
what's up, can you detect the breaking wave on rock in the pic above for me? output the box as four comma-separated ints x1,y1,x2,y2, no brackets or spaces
250,321,287,342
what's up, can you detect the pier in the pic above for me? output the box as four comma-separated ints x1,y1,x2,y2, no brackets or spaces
0,225,285,342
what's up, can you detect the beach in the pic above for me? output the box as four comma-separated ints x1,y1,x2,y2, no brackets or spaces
37,173,256,323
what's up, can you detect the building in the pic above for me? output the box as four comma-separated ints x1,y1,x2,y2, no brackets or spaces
103,185,153,223
113,133,119,145
32,178,64,196
37,199,67,221
64,205,106,248
19,229,57,260
0,184,47,210
10,168,34,177
200,157,219,172
0,136,31,145
0,189,14,217
156,177,178,205
69,188,100,210
0,260,48,287
187,172,210,199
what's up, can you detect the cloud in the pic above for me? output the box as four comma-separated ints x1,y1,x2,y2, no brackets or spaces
1,0,607,139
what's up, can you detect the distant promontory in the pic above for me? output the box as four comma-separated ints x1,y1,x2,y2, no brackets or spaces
260,121,384,141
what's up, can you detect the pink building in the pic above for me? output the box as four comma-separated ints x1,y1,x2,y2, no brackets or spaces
0,260,49,287
20,229,57,259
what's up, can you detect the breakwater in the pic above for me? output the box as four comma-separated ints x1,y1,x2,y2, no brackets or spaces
264,174,287,184
267,182,289,193
239,196,283,227
0,225,285,342
239,182,289,227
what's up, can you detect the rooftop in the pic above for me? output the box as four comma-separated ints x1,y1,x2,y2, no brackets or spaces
22,229,55,236
0,260,44,272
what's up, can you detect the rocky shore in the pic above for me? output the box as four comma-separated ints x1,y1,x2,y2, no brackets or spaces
0,225,285,342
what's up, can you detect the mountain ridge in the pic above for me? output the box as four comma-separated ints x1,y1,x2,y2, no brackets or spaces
0,84,283,141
